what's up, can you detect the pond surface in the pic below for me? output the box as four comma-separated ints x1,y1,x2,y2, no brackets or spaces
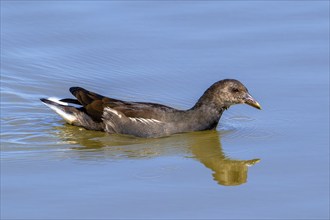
1,1,329,219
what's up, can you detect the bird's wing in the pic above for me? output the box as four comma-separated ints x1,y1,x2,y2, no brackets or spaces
102,107,168,138
69,87,176,122
69,87,125,122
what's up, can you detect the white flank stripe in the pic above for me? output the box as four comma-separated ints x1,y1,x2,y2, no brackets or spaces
129,117,162,124
137,118,148,124
105,121,116,131
150,119,162,123
105,107,122,118
129,118,137,122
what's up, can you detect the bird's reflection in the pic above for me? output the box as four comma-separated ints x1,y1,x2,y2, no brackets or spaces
54,124,260,186
188,132,260,186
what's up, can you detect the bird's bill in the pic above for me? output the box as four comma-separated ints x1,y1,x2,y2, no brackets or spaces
244,93,262,110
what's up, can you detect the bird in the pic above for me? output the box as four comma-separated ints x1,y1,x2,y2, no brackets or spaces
40,79,261,138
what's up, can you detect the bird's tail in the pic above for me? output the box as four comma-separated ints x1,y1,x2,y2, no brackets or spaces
40,97,79,124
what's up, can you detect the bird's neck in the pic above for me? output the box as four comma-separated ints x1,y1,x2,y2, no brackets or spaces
179,102,225,131
192,85,228,110
181,88,228,131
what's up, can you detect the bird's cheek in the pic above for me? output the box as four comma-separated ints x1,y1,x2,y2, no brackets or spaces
237,96,246,104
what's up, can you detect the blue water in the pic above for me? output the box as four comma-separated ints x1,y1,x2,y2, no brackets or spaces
1,1,329,219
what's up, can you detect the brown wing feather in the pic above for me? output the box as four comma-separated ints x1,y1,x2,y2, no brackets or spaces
69,87,177,122
70,87,123,122
113,102,178,120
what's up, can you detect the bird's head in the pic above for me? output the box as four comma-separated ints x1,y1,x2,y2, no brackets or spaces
201,79,262,110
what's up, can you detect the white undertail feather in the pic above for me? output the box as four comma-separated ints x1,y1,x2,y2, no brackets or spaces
48,97,69,106
42,98,76,124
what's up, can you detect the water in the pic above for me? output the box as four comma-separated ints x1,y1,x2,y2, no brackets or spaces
1,1,329,219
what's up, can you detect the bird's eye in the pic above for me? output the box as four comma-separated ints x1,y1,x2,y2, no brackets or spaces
232,88,240,93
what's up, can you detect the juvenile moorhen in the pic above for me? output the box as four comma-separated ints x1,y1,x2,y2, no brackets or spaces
41,79,261,138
